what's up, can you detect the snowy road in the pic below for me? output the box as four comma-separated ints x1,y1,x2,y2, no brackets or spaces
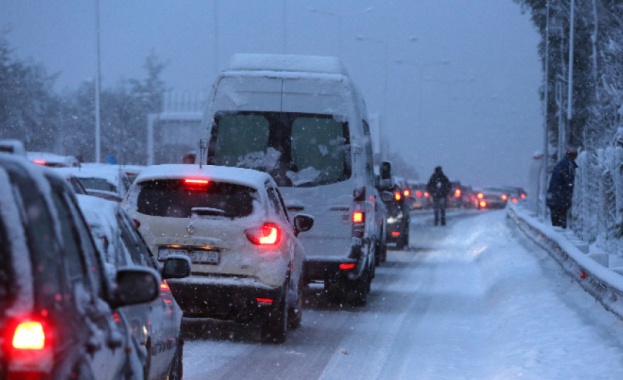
182,210,623,379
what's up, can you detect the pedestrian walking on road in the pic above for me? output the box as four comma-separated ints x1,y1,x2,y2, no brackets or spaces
427,166,451,226
546,146,578,229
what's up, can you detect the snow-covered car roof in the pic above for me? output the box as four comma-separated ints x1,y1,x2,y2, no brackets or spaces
227,53,348,75
0,139,26,156
134,164,273,190
54,164,128,186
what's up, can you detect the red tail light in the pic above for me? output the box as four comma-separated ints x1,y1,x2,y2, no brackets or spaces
133,219,141,228
454,189,461,198
479,201,487,208
256,297,274,305
339,263,356,270
477,193,484,199
246,223,281,245
391,231,401,237
403,189,410,197
7,317,54,378
415,191,423,198
32,159,46,166
520,194,526,199
501,194,508,201
12,321,46,350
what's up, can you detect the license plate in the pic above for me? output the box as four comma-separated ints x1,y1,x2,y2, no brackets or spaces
158,247,220,264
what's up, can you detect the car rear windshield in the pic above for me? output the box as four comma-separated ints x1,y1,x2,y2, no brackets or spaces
208,111,351,187
79,177,116,192
136,179,257,218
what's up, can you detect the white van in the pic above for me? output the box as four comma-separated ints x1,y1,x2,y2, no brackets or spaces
204,54,385,305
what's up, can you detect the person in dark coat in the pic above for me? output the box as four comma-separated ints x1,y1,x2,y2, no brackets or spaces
546,146,578,229
427,166,451,226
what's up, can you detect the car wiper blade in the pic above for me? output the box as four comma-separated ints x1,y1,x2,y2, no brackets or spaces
191,207,227,216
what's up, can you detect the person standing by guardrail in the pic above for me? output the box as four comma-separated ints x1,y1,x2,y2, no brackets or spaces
546,146,578,229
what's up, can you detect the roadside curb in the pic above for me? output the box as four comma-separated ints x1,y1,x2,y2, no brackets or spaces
507,204,623,320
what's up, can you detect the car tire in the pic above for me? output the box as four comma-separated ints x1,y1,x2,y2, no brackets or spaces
349,270,369,307
167,340,183,380
288,280,304,329
261,294,287,344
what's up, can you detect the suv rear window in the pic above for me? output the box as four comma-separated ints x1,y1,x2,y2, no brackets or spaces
209,111,351,187
136,179,257,218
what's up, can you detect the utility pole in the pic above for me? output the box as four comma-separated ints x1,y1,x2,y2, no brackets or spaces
94,0,102,163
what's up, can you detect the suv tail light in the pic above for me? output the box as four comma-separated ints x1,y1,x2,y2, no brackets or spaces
246,223,281,245
394,191,402,201
7,317,53,378
352,210,365,239
454,189,462,198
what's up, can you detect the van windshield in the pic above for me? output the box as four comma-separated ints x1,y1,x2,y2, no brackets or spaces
209,111,351,187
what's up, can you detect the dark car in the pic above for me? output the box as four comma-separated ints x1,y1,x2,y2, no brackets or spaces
384,193,410,250
77,195,191,379
476,187,509,209
0,155,160,380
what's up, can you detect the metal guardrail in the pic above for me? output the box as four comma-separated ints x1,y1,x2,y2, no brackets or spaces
507,204,623,320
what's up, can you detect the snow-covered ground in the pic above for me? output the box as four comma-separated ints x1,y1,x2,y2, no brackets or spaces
182,210,623,379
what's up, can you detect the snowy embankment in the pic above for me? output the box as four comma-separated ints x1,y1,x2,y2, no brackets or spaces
508,203,623,320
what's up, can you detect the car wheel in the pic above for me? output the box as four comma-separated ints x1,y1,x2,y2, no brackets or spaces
288,280,304,329
261,294,287,344
167,340,183,380
349,270,369,307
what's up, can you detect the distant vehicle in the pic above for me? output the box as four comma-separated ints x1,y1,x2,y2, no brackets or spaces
0,154,160,380
502,186,527,204
27,151,79,167
406,180,431,209
204,53,383,306
447,180,465,208
476,187,509,209
0,139,26,156
384,193,410,250
77,195,191,379
54,164,132,202
122,164,313,343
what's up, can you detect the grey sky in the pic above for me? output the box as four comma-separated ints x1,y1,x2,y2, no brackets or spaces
0,0,543,188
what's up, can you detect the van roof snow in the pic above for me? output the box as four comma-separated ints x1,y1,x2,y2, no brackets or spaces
227,53,348,76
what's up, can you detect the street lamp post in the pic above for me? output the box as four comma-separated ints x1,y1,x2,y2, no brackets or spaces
306,8,343,54
94,0,102,163
355,36,388,159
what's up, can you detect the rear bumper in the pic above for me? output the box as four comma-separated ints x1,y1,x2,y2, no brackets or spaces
167,276,282,322
303,244,370,283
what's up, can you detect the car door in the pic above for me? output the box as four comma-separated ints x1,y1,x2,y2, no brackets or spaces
49,184,130,380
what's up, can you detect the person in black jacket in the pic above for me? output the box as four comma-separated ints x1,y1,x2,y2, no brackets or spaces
427,166,451,226
546,147,578,228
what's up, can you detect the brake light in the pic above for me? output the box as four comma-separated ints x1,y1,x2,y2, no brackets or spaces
133,219,141,228
501,194,508,201
32,159,46,166
339,263,356,270
352,211,364,223
415,191,423,198
520,194,526,199
479,201,487,208
403,189,410,197
184,178,209,190
12,321,45,350
246,223,281,245
477,193,483,199
394,191,402,201
454,189,461,198
256,297,274,305
391,231,401,237
352,210,365,238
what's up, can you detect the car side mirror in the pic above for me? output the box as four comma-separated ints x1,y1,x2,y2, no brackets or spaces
110,267,160,308
380,161,392,180
381,191,394,203
293,214,314,236
162,255,192,279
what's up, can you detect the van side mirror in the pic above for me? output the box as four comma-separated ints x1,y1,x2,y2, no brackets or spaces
162,255,192,279
293,214,314,236
380,161,392,180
